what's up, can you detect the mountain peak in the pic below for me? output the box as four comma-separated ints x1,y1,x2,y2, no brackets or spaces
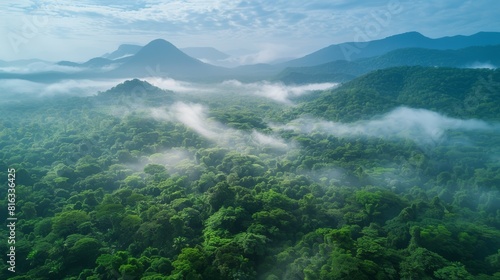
114,78,154,90
143,39,177,50
387,31,427,40
131,39,190,60
399,31,424,36
110,38,224,79
100,79,157,95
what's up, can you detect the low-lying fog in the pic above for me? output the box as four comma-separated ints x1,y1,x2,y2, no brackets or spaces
278,107,497,146
0,76,337,105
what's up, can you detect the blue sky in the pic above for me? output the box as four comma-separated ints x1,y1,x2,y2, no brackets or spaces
1,0,499,63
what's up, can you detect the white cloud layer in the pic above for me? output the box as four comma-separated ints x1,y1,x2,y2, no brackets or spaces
220,80,338,103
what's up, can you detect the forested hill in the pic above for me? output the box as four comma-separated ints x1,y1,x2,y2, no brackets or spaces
296,66,500,122
94,79,175,106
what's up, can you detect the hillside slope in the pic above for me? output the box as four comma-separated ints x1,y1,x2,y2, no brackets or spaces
296,66,500,121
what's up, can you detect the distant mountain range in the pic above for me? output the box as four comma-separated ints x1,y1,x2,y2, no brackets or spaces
275,44,500,84
2,31,500,83
280,31,500,67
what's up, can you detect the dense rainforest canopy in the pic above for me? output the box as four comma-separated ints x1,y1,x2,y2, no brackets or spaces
0,67,499,279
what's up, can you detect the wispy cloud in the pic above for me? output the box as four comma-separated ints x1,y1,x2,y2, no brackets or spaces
465,62,497,69
148,148,196,170
145,77,205,93
0,78,127,103
146,77,337,104
279,107,497,146
0,62,82,74
251,131,290,150
172,102,220,140
148,102,293,152
40,79,125,96
220,80,338,103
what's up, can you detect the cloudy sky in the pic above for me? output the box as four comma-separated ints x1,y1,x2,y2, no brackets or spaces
1,0,499,63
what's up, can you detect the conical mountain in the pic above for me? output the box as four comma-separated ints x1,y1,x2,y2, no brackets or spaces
111,39,225,79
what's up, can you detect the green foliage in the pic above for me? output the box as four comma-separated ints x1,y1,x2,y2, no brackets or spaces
400,247,448,279
67,237,101,266
434,262,473,280
52,210,90,237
